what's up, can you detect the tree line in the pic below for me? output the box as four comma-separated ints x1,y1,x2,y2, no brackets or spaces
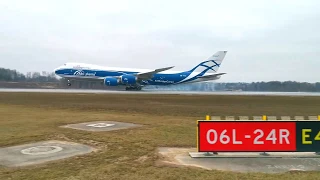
214,81,320,92
0,67,59,82
0,67,320,92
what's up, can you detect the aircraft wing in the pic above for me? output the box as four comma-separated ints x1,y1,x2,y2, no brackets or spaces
198,73,226,79
135,66,174,80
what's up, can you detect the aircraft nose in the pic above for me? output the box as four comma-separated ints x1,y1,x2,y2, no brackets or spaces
54,68,60,75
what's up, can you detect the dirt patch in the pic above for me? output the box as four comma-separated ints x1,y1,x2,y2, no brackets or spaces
135,155,149,163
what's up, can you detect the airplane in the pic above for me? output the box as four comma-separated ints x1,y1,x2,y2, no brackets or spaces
54,51,227,91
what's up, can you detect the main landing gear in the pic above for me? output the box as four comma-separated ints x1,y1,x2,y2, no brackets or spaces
125,86,142,91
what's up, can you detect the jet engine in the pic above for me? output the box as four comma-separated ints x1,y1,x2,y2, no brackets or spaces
120,74,137,85
104,77,119,86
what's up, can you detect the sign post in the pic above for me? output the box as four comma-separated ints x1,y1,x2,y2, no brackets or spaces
197,120,320,153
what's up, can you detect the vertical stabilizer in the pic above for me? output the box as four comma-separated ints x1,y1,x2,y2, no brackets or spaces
188,51,227,73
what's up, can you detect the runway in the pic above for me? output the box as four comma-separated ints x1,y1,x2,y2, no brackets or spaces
0,88,320,96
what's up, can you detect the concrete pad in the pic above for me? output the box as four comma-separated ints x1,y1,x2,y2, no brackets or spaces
253,116,262,120
225,116,235,120
157,147,320,173
308,116,318,120
189,152,320,158
211,116,221,120
281,116,291,120
267,116,277,120
239,116,249,120
0,140,95,167
61,121,142,132
294,116,306,120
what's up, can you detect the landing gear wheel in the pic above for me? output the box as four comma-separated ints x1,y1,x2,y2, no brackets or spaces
125,86,142,91
67,80,71,86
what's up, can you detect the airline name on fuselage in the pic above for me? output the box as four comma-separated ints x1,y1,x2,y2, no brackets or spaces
154,79,174,83
74,70,96,76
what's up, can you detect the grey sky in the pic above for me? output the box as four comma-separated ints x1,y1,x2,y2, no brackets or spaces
0,0,319,82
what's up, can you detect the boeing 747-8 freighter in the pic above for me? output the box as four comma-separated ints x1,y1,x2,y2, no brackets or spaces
54,51,227,90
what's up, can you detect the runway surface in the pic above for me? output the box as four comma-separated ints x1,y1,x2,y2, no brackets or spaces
0,88,320,96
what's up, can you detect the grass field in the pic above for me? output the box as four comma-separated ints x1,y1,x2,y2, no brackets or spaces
1,92,320,180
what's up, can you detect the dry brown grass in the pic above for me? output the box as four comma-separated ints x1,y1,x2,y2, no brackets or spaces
0,92,320,180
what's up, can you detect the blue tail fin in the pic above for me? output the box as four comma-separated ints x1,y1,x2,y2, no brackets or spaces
188,51,227,73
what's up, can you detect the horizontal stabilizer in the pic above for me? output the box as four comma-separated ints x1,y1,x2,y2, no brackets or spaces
198,73,226,79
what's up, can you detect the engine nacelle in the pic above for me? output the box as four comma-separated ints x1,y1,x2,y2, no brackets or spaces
104,77,119,86
120,74,137,85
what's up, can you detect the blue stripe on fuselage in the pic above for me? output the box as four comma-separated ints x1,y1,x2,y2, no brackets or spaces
55,68,192,85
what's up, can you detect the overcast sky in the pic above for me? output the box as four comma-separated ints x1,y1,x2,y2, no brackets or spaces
0,0,319,82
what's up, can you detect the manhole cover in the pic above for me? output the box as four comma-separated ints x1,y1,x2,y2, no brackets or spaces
21,146,63,155
86,123,115,128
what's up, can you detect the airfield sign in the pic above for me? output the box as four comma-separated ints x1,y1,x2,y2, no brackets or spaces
197,121,320,152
